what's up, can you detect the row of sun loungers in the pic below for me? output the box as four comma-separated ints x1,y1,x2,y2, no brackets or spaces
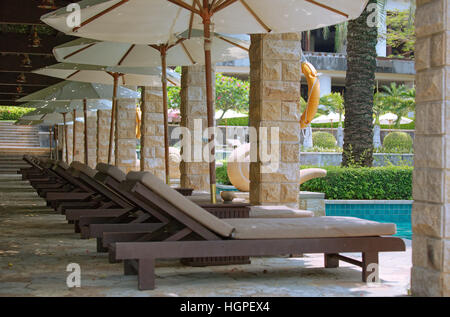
20,155,405,290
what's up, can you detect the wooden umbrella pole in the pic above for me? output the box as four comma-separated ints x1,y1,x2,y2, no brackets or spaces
73,109,77,162
203,10,217,204
83,99,89,165
108,73,119,164
49,126,53,159
62,112,68,163
54,125,59,161
161,51,171,185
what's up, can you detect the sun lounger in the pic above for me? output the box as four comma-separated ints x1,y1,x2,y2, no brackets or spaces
107,171,405,290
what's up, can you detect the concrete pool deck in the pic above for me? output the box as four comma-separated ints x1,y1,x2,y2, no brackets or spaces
0,174,412,297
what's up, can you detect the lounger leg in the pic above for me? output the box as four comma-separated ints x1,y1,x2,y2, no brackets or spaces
96,238,108,253
138,258,155,290
324,253,340,268
74,221,80,233
124,260,138,275
362,252,379,283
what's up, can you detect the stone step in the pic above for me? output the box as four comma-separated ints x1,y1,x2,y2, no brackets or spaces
0,140,40,143
0,147,50,155
0,126,39,131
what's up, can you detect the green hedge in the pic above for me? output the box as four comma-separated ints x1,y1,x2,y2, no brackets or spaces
217,117,249,126
301,166,413,200
0,106,34,121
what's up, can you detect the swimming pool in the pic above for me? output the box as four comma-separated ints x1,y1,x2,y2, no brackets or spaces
326,201,412,240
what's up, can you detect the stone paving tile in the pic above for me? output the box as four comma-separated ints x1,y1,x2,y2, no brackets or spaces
0,174,412,297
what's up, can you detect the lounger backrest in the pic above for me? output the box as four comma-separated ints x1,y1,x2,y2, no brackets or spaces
96,163,126,182
126,171,235,238
57,160,70,170
70,161,97,178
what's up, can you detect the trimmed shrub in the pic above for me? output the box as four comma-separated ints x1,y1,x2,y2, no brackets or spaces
301,166,413,200
383,132,413,152
0,106,34,121
216,163,231,185
312,132,337,149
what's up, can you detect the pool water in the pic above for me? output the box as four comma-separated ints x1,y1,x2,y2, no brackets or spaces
326,203,412,240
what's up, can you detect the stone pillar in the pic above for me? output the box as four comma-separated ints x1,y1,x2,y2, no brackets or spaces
97,110,113,164
73,120,84,162
86,111,97,168
65,124,73,163
249,33,302,207
115,98,137,173
179,65,212,192
411,0,450,297
140,87,165,180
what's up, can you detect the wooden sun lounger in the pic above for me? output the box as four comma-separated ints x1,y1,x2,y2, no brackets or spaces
106,171,406,290
77,164,169,245
55,162,141,233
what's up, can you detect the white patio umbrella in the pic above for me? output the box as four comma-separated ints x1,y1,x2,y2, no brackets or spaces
42,0,369,202
311,112,344,124
377,113,413,125
18,100,111,162
42,0,369,43
50,31,248,183
17,81,138,164
32,63,177,165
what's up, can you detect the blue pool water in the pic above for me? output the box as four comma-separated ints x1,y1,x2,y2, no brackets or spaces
326,203,412,240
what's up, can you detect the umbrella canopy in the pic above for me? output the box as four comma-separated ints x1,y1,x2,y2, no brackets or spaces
311,112,344,124
17,80,140,102
50,32,246,183
42,0,368,44
377,113,413,125
52,31,248,67
33,63,180,87
18,111,82,125
42,0,368,202
215,110,248,120
18,99,112,114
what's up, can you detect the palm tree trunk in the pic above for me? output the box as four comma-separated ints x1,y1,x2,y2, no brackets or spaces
342,0,378,167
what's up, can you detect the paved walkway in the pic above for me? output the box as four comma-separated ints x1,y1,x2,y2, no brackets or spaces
0,174,412,297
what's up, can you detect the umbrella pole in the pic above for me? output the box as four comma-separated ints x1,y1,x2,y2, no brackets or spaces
49,127,53,159
73,109,77,162
62,112,68,163
83,99,89,165
108,73,119,164
203,14,217,203
161,52,171,185
54,125,58,161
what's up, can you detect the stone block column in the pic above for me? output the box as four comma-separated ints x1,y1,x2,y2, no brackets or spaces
249,33,302,207
179,65,213,192
65,124,73,163
140,87,165,180
115,98,137,173
97,110,113,164
411,0,450,297
73,120,84,163
86,111,97,168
